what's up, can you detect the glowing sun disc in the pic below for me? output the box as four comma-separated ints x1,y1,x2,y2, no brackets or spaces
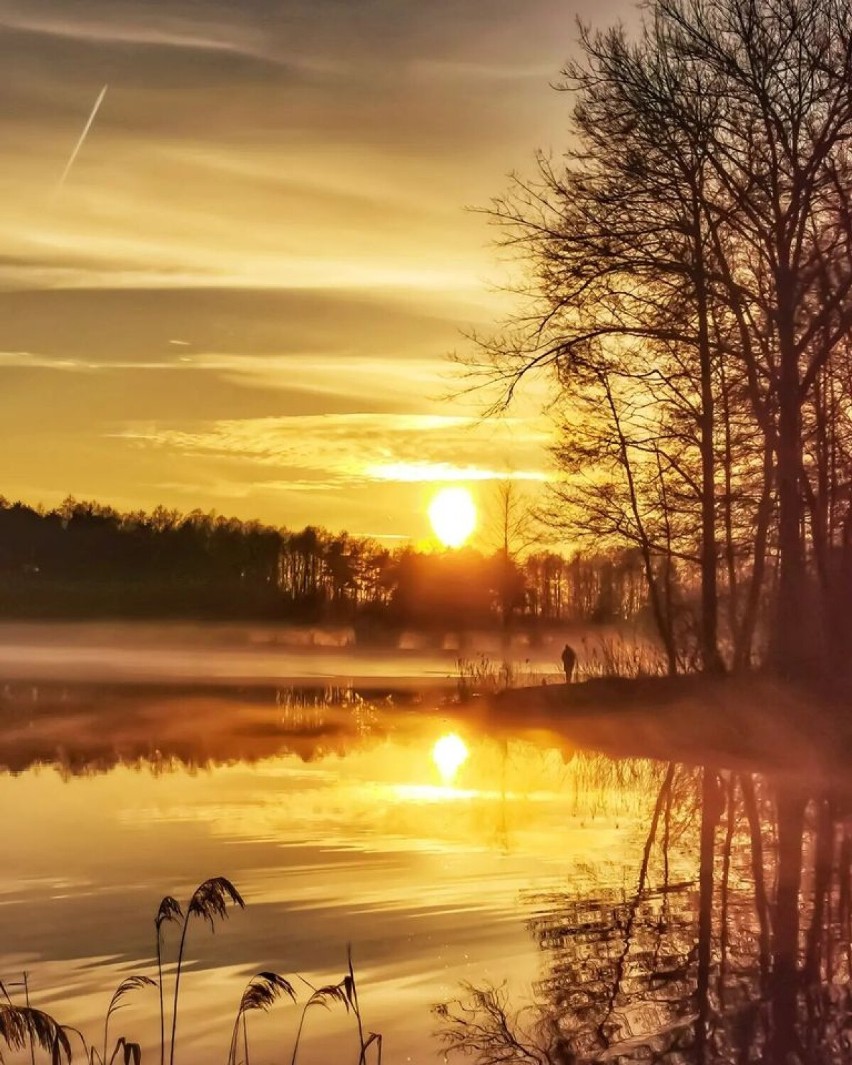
428,486,476,548
432,733,469,783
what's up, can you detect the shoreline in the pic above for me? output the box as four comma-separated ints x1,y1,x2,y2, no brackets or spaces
484,673,851,775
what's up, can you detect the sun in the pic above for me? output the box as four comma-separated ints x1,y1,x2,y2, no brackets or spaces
428,486,477,548
432,733,469,783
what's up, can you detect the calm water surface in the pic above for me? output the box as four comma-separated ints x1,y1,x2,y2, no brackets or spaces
1,669,849,1064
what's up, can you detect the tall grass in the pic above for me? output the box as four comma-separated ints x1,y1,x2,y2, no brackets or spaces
454,636,667,701
576,635,668,680
167,877,244,1065
0,977,72,1064
103,978,155,1065
455,655,544,699
1,972,153,1064
154,897,181,1065
288,949,381,1065
1,876,382,1065
227,972,295,1065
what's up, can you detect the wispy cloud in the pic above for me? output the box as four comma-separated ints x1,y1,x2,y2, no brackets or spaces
0,351,92,370
366,462,548,483
0,13,274,61
116,413,551,484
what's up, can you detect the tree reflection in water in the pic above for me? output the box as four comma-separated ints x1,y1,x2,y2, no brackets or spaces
0,682,394,775
438,764,852,1064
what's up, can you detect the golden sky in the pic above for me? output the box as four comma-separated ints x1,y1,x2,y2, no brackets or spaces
0,0,630,540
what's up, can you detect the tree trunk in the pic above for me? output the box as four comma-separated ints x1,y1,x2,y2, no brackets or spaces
772,291,810,678
734,436,775,672
693,200,724,674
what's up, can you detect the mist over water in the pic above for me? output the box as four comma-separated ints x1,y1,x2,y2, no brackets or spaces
0,621,589,686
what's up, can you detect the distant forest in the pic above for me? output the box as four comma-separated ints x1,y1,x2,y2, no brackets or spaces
0,497,650,631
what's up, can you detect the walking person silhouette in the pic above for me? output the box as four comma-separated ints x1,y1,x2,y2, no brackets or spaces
561,643,576,683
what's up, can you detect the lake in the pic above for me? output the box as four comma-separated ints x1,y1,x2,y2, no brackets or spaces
0,636,849,1064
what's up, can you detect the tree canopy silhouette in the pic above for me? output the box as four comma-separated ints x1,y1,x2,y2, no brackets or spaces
480,0,852,679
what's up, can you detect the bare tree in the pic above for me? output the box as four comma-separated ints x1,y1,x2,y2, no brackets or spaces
477,0,852,680
484,479,541,632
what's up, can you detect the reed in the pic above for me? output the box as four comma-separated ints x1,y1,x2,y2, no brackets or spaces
289,977,352,1065
577,634,667,680
169,877,244,1065
0,987,136,1065
0,985,72,1064
227,972,296,1065
154,897,182,1065
455,655,543,699
347,948,382,1065
0,876,381,1065
102,977,155,1065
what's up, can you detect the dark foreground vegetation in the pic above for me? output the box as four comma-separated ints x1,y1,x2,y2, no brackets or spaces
0,877,381,1065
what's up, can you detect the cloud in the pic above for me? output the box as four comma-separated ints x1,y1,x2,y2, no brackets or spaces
115,413,551,484
0,0,571,296
0,285,496,423
366,463,548,483
0,11,275,62
0,285,480,362
0,348,459,407
0,351,96,371
149,476,351,499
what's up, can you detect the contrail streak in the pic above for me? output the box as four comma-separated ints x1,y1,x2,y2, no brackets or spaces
54,84,108,194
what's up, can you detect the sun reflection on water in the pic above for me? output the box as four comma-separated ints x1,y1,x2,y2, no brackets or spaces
432,732,469,784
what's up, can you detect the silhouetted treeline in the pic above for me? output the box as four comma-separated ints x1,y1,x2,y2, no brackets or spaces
0,497,650,628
